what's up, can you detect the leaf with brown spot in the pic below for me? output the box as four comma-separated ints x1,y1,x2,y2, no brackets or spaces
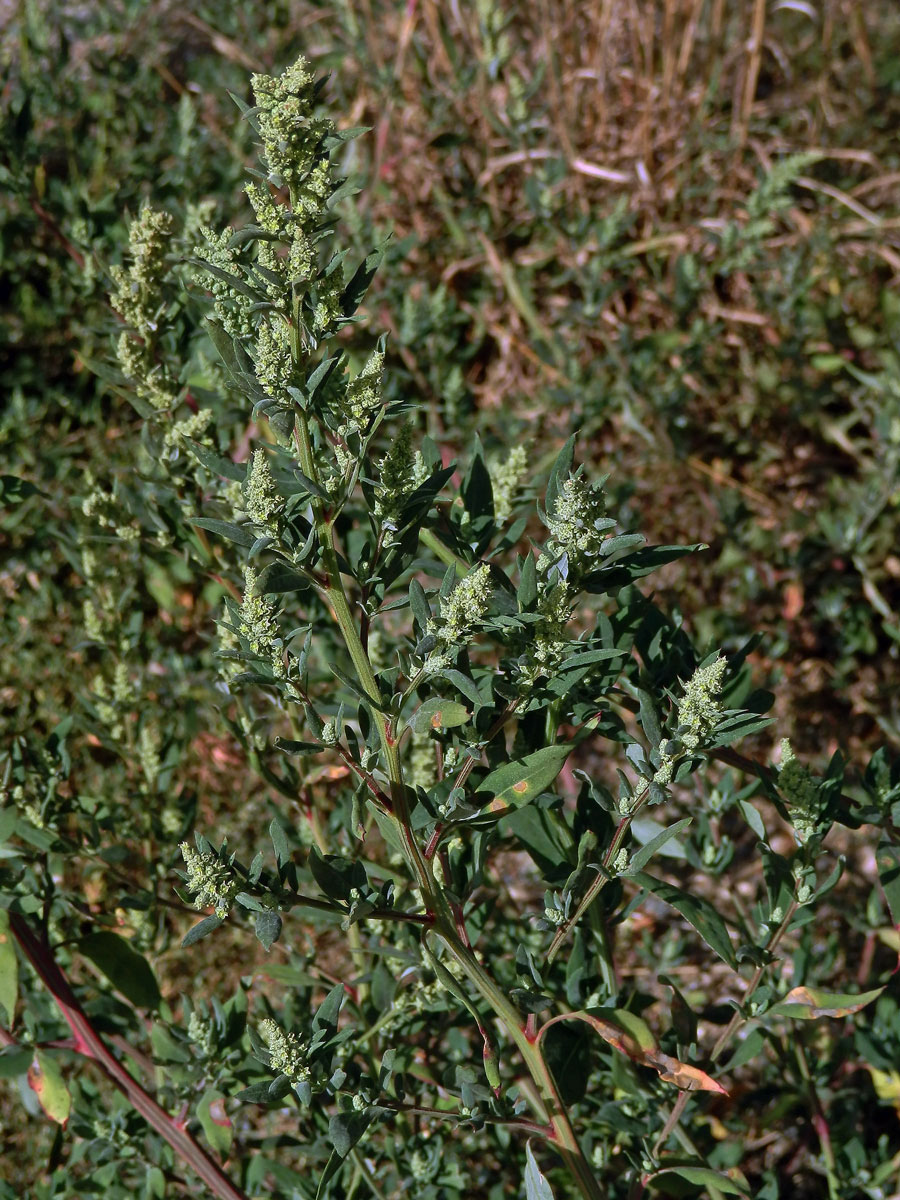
476,744,573,812
538,1010,726,1094
768,985,884,1020
407,697,470,734
27,1051,71,1124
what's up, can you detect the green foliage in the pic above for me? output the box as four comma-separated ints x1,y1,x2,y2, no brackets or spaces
2,8,900,1200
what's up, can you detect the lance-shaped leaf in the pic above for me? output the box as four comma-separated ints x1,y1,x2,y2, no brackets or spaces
182,914,224,948
28,1051,71,1124
878,842,900,927
190,517,256,549
633,871,738,970
475,744,574,812
524,1142,556,1200
645,1166,750,1195
537,1009,726,1094
78,932,161,1010
185,439,246,482
626,818,692,874
0,910,18,1021
767,985,884,1020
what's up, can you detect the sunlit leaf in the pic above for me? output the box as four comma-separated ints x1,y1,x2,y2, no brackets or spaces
646,1166,750,1195
27,1051,71,1124
0,910,17,1021
407,697,470,733
197,1088,233,1156
476,744,573,811
768,985,884,1020
524,1141,555,1200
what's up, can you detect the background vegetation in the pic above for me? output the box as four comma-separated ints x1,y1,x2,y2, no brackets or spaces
2,1,900,1197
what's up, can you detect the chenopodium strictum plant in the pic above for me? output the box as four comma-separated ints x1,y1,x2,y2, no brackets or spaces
7,53,888,1200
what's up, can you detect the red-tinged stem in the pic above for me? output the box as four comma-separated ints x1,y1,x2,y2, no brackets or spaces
9,913,249,1200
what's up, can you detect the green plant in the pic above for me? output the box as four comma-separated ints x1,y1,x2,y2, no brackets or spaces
2,50,900,1200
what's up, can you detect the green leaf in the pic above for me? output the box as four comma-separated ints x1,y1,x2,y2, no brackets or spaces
342,239,389,317
407,697,470,734
738,799,766,841
634,871,738,969
768,985,884,1020
500,805,571,878
542,1021,591,1104
637,687,663,751
0,910,17,1021
476,744,574,811
308,848,365,901
27,1051,71,1124
315,1150,344,1200
0,807,17,844
0,1048,32,1078
0,475,44,506
255,562,312,595
583,543,706,592
190,517,256,548
877,842,900,925
726,1025,766,1070
143,1167,166,1200
197,1088,233,1156
461,435,494,525
235,1080,279,1104
185,439,245,482
524,1142,555,1200
646,1166,750,1195
328,1109,373,1157
274,737,323,755
626,818,692,874
313,982,346,1034
707,711,775,747
78,932,161,1009
195,260,265,302
270,818,292,868
545,435,576,515
255,910,283,952
182,914,224,948
439,668,485,708
518,552,538,607
408,578,432,631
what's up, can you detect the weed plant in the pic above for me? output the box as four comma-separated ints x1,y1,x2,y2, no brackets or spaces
3,52,900,1200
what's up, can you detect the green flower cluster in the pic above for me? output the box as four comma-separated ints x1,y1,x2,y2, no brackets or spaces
423,565,493,671
239,566,279,657
516,579,574,691
675,654,728,752
244,449,284,529
259,1018,311,1084
539,474,614,575
194,226,255,338
342,350,385,435
251,58,333,186
179,842,240,918
779,739,827,843
162,408,213,456
110,205,173,338
489,443,529,524
374,423,428,529
654,654,728,785
111,206,180,411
